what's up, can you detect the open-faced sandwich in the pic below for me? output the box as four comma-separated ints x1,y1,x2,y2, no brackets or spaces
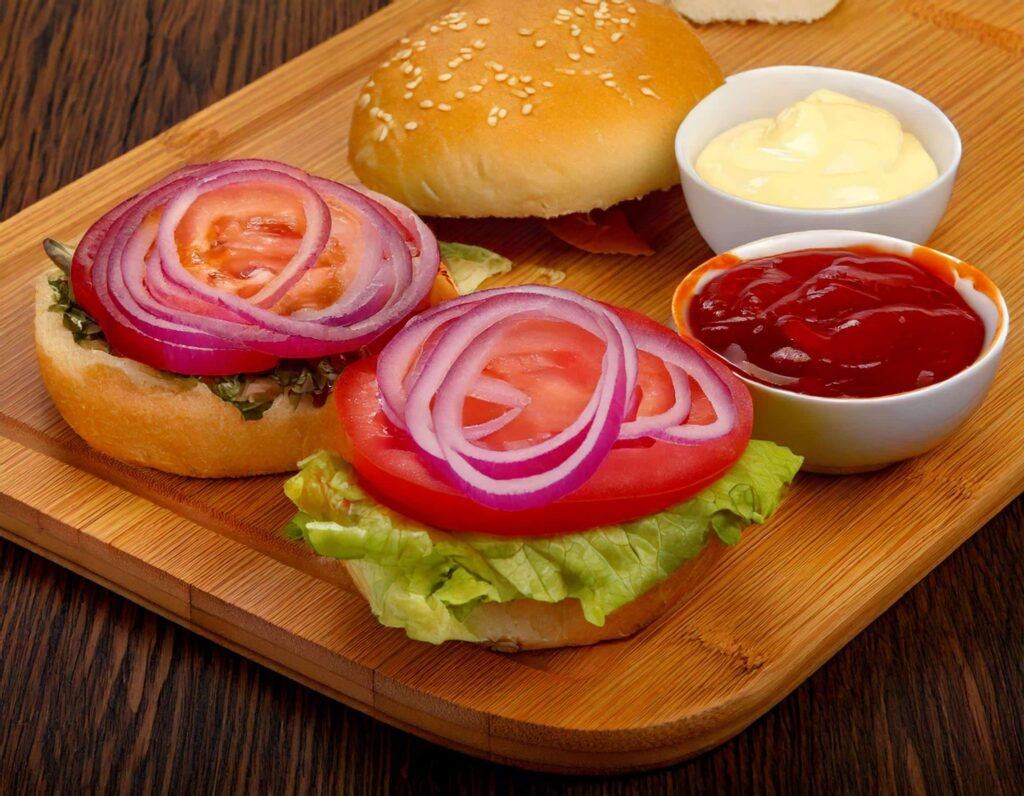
285,286,801,650
36,159,454,477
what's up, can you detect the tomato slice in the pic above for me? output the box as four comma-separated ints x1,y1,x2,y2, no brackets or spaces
333,307,753,536
544,206,655,256
174,182,367,315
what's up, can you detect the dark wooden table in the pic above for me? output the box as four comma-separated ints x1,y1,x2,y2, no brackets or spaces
2,1,1022,792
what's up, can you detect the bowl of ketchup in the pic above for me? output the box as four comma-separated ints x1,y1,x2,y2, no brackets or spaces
673,230,1009,473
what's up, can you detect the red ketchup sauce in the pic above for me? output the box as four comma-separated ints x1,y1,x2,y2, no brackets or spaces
688,247,986,398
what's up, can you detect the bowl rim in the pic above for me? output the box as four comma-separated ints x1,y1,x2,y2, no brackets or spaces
673,229,1010,407
674,65,963,216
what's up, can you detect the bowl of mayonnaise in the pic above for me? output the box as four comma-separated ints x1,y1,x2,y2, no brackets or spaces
674,66,962,253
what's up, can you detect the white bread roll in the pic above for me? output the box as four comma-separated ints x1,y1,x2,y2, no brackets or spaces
34,273,343,478
665,0,840,24
348,0,723,218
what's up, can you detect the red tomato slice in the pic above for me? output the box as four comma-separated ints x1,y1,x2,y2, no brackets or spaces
543,207,655,256
332,307,753,536
174,182,366,315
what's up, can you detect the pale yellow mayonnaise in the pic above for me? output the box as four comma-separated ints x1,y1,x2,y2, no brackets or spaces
695,89,939,209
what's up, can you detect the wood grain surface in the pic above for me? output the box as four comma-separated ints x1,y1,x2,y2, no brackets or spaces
2,0,1023,790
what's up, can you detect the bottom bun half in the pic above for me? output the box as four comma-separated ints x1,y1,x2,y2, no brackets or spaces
344,537,727,651
34,274,341,478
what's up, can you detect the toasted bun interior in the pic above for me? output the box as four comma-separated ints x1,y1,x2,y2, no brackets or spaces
34,273,341,478
348,0,723,218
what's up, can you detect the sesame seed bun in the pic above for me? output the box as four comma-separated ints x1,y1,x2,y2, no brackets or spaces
348,0,723,218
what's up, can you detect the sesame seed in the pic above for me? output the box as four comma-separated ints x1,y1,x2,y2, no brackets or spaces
627,5,636,11
487,61,504,71
525,86,537,95
571,27,581,37
521,75,533,83
575,6,586,15
401,62,414,74
414,66,423,75
460,47,473,54
498,108,508,118
611,31,623,42
469,84,484,92
518,27,533,35
508,76,519,86
450,21,467,30
437,103,452,111
376,127,388,141
582,44,596,54
403,91,413,99
495,72,509,82
488,116,498,127
604,79,616,87
542,80,554,87
396,48,412,59
357,93,371,108
400,37,411,44
367,80,375,87
420,99,434,108
489,105,500,115
512,89,528,98
448,58,462,68
413,39,426,48
476,17,491,24
405,121,418,130
439,73,453,81
535,39,547,48
455,90,466,99
406,77,422,89
640,86,659,98
637,74,651,80
429,25,441,33
380,60,392,68
568,52,581,61
522,103,534,115
599,72,614,79
473,39,486,49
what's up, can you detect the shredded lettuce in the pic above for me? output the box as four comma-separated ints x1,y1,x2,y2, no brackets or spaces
284,441,801,644
439,242,513,294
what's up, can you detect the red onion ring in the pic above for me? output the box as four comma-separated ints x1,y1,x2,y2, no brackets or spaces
377,285,736,511
70,160,439,376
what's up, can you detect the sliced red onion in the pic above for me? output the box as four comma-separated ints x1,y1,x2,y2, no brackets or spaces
632,329,737,445
377,285,738,511
69,160,439,376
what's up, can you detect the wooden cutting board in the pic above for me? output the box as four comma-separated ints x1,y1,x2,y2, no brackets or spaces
1,0,1022,775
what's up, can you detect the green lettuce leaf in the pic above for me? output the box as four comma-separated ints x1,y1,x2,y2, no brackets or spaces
284,441,802,644
439,242,513,294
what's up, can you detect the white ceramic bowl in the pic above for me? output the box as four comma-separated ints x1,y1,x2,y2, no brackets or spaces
675,66,963,254
672,230,1009,474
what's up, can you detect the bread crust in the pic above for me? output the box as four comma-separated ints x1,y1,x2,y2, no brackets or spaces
35,273,343,478
666,0,840,24
348,0,723,218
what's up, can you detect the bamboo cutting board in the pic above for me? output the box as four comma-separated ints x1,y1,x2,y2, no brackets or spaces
1,0,1023,775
